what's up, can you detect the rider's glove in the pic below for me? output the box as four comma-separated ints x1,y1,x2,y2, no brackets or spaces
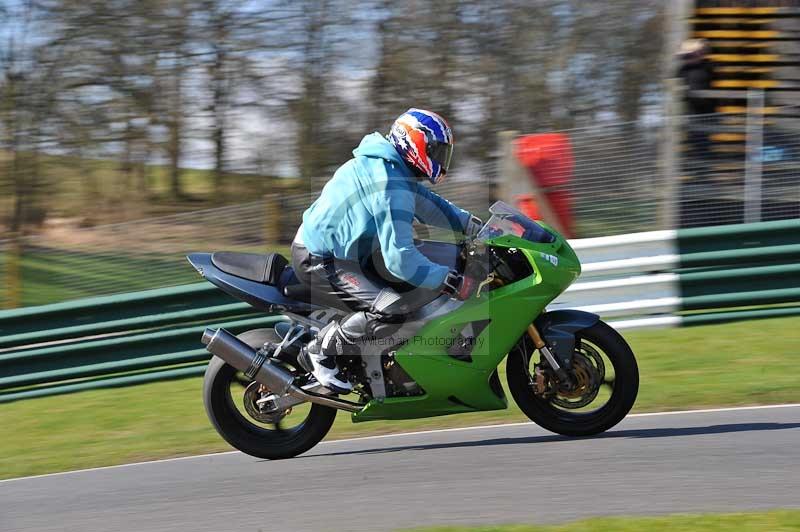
464,215,484,238
442,271,477,301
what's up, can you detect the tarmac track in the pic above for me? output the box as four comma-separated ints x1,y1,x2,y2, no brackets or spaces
2,404,800,532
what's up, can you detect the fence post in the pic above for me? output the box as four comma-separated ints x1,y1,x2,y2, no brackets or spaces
263,194,280,245
659,78,684,231
658,0,691,231
744,88,765,224
4,233,22,309
496,130,519,200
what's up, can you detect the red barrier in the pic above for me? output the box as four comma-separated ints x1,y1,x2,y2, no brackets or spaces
513,133,575,238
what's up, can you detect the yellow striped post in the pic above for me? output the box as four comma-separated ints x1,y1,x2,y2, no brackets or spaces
709,53,780,63
716,106,778,115
712,79,779,89
696,7,779,16
696,31,779,39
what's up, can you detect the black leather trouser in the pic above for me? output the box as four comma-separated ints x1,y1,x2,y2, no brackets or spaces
290,242,438,341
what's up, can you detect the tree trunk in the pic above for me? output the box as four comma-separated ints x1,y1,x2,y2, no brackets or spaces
168,118,182,199
211,38,227,201
3,74,23,233
10,150,25,234
121,118,135,192
167,60,183,199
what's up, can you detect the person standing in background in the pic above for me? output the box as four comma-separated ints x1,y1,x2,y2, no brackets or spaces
677,39,716,162
677,38,716,115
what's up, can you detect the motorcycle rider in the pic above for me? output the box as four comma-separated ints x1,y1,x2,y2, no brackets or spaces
291,108,483,393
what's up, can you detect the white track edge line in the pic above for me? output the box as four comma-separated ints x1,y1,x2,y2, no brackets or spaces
2,402,798,484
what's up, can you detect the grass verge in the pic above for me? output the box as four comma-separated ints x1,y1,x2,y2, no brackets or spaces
1,316,799,480
402,510,800,532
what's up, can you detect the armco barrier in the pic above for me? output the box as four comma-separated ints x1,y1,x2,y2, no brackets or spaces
0,284,282,403
0,283,253,349
551,218,800,328
551,229,681,327
1,219,798,403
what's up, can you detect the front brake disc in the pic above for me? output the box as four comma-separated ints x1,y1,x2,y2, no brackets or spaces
550,346,602,409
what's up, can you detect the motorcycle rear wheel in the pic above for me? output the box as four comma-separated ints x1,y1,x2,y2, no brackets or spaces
507,320,638,437
202,329,336,460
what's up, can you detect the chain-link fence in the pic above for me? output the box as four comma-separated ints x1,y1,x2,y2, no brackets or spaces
3,202,269,307
678,103,800,228
1,181,495,307
555,120,664,237
3,104,798,308
507,99,799,237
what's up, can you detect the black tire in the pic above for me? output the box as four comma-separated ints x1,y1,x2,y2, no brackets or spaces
507,320,638,437
202,330,337,460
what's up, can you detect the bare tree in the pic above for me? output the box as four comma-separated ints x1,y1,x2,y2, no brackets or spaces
1,0,671,232
0,1,58,232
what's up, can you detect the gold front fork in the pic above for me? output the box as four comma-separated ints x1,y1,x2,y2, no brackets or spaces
526,324,547,350
527,323,570,382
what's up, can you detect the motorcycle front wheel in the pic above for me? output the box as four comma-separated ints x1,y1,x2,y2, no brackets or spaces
202,329,336,460
507,319,639,437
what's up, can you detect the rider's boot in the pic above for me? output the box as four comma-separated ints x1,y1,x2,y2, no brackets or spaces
305,322,356,394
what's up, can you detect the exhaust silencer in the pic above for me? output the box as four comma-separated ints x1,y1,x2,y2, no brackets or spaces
202,327,295,395
201,327,362,413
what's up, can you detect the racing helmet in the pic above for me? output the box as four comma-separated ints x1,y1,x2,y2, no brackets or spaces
387,108,454,184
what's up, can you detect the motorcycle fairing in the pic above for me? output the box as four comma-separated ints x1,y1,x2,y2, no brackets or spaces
352,232,582,422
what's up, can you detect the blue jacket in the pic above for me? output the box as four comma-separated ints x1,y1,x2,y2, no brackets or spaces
300,133,471,289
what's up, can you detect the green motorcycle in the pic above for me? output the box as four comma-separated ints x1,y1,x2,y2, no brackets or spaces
189,201,639,459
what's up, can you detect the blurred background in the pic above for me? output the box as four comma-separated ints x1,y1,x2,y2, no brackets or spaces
0,0,798,308
2,0,800,486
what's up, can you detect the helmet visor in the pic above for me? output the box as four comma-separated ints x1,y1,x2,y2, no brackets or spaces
428,141,454,174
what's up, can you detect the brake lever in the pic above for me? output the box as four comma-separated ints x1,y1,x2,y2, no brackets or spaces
475,272,496,298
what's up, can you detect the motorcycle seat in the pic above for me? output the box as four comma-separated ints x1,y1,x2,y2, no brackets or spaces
211,252,288,285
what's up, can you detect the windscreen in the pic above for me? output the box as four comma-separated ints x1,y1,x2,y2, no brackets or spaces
477,201,556,244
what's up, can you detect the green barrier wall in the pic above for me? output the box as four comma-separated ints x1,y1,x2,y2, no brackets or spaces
0,283,282,403
1,219,798,403
676,218,800,323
